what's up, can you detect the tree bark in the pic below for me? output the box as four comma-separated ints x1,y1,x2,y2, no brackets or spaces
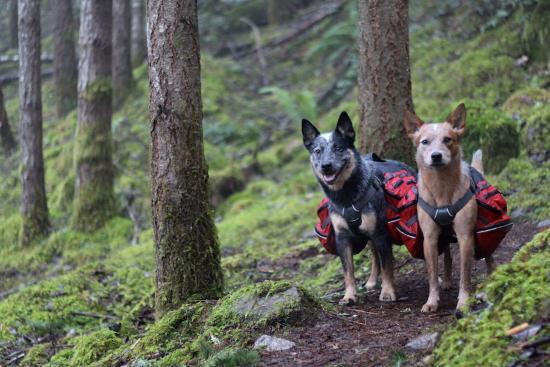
112,0,133,107
131,0,147,67
148,0,223,318
18,0,50,246
0,88,17,156
52,0,77,117
72,0,115,232
10,0,18,49
357,0,414,164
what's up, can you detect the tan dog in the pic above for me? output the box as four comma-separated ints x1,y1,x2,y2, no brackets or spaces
404,103,494,312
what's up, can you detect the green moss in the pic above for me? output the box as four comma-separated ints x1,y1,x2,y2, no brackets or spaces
84,78,113,103
521,106,550,164
492,158,550,220
502,88,550,120
433,230,550,367
437,99,520,173
204,348,260,367
0,212,21,249
523,1,550,65
70,329,122,366
21,343,49,367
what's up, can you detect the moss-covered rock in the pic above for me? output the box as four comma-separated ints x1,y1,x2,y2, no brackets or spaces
502,88,550,120
204,280,322,345
21,343,49,367
437,100,520,173
522,106,550,165
433,230,550,366
70,329,122,366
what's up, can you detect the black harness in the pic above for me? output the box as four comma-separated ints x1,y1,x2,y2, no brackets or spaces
330,176,382,233
418,168,480,227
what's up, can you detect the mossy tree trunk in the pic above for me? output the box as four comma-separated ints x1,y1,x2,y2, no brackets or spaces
357,0,414,164
18,0,50,246
72,0,115,232
148,0,224,318
52,0,77,117
131,0,147,68
0,88,17,157
112,0,133,107
10,0,18,49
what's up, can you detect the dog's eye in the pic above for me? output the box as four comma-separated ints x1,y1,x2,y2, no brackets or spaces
443,137,452,144
334,145,344,152
313,148,321,155
421,139,429,145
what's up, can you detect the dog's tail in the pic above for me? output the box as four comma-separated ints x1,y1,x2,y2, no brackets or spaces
471,149,484,174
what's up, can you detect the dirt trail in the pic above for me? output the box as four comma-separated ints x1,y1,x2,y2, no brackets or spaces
260,219,540,366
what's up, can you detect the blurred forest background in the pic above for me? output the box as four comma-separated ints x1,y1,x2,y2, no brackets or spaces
0,0,548,366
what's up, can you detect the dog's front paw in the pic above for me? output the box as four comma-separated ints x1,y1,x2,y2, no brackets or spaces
339,296,356,306
421,302,438,313
379,286,396,302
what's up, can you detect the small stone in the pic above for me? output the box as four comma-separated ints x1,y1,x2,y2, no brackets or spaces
537,219,550,228
254,335,295,352
475,292,488,303
406,332,439,350
66,328,77,337
510,207,526,218
421,354,434,365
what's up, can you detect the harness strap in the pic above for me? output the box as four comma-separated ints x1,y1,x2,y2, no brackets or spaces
332,178,379,231
418,178,476,227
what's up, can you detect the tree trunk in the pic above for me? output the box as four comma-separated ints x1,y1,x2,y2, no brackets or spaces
72,0,115,232
52,0,77,117
112,0,133,107
18,0,50,246
148,0,223,318
10,0,18,49
357,0,414,164
0,88,17,156
131,0,146,68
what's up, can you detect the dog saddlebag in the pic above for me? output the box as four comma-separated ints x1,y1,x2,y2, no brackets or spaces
315,198,367,255
470,169,513,259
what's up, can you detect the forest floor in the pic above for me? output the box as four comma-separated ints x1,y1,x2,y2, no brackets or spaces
259,219,541,367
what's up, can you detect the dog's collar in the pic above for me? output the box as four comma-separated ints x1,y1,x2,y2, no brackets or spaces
418,168,479,227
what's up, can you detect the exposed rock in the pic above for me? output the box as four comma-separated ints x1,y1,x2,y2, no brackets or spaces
254,335,296,351
234,286,302,319
511,207,526,218
406,332,439,350
537,219,550,229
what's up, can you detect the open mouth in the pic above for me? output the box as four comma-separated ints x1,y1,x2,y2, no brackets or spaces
322,164,345,185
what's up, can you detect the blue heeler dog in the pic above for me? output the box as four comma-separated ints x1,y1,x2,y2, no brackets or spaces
302,111,413,305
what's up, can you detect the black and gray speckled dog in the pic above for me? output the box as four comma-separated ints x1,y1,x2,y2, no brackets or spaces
302,112,413,305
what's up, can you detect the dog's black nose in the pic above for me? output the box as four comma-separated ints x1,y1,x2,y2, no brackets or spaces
431,152,443,162
321,163,333,173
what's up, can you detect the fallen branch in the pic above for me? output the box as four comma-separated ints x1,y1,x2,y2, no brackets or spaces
0,68,53,86
505,322,529,336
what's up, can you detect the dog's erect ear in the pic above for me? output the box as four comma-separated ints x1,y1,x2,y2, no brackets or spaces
446,103,466,136
335,111,355,144
403,110,424,138
302,119,320,149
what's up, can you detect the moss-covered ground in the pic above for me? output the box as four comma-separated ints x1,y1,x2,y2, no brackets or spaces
0,1,548,365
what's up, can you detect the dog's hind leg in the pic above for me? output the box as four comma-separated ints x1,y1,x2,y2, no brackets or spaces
336,234,357,306
485,255,495,275
374,235,396,302
441,245,452,290
366,241,380,290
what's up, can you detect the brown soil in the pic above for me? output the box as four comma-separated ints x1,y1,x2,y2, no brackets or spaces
259,219,541,367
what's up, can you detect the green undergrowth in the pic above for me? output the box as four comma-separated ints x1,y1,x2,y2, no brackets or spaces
434,230,550,367
492,158,550,220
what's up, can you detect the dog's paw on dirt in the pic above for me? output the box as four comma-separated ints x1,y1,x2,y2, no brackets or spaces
338,297,356,306
365,278,378,290
379,287,396,302
421,302,438,313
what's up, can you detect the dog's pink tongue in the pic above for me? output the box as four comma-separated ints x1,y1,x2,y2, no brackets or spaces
323,173,336,182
